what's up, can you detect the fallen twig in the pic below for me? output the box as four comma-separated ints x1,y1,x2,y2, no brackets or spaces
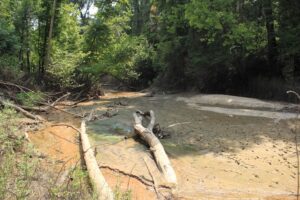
143,156,162,199
51,123,81,133
168,122,191,128
99,164,171,190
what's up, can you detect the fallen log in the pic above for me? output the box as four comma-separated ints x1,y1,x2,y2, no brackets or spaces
133,110,177,186
80,120,114,200
0,97,45,121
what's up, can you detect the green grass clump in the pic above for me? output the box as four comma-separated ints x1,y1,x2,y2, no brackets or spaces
114,184,132,200
0,107,38,199
16,91,45,106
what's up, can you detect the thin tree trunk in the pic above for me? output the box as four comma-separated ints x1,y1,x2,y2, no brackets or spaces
42,0,57,77
26,15,31,73
263,0,279,76
19,29,24,70
26,48,30,73
132,0,140,34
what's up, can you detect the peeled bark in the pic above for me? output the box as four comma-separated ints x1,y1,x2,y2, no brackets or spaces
133,110,177,186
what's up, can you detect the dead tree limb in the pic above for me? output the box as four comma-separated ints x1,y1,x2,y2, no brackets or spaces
0,97,45,121
50,92,71,106
21,92,71,112
51,123,81,133
133,110,177,187
80,120,114,200
287,90,300,101
0,81,33,92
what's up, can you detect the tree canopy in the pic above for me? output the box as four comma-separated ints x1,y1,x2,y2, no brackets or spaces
0,0,299,100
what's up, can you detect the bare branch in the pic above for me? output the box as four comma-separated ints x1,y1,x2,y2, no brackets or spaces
287,90,300,101
0,97,45,121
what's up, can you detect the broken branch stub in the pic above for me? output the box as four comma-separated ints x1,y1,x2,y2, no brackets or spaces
133,110,177,186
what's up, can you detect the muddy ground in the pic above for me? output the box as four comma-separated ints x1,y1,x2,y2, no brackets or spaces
29,91,299,200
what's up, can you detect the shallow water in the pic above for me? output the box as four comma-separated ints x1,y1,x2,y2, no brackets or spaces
82,92,298,199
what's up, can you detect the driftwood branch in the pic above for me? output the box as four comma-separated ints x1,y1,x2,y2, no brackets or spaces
0,97,45,121
287,90,300,101
133,110,177,187
80,120,114,200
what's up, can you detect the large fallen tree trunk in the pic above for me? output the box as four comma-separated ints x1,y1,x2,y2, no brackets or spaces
133,110,177,187
80,120,114,200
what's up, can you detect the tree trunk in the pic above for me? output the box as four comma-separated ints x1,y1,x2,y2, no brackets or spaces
263,0,279,76
41,0,57,77
25,13,31,73
19,29,24,71
132,0,140,34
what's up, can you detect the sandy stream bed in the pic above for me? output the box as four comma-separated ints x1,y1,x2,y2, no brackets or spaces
30,92,299,200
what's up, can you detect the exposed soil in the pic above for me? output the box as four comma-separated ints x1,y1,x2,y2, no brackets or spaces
28,124,80,169
28,91,300,200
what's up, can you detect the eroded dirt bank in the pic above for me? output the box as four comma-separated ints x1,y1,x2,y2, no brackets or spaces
29,92,299,200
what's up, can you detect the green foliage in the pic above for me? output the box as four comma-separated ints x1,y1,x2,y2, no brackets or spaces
0,54,21,81
49,166,96,200
47,3,85,88
83,16,110,62
0,0,300,96
0,20,19,54
16,91,44,106
0,107,38,199
278,0,300,55
48,50,86,88
84,35,154,82
0,107,19,150
81,0,155,85
114,184,132,200
185,0,266,55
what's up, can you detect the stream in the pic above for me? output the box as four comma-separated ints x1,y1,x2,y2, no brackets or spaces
31,91,298,200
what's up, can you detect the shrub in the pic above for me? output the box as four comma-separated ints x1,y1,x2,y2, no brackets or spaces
16,91,44,106
81,35,154,86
